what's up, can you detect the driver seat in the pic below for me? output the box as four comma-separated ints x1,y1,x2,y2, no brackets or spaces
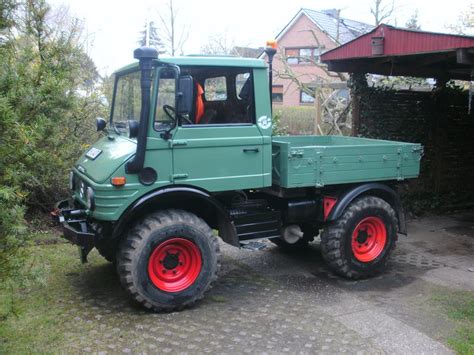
195,83,205,124
195,82,217,124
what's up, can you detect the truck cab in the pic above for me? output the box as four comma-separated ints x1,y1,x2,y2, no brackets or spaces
55,46,422,312
73,55,273,222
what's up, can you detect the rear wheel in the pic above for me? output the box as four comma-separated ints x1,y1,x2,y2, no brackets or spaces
117,209,220,312
320,196,397,279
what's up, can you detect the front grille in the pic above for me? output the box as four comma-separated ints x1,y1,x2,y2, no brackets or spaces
73,174,88,206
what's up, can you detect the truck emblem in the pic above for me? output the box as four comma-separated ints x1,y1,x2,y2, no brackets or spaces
257,116,272,130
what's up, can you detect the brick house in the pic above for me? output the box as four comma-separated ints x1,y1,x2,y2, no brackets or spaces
264,9,372,106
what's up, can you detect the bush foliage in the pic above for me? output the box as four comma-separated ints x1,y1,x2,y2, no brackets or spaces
0,0,105,292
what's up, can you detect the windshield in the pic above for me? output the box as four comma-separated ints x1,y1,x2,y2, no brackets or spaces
110,70,142,135
110,68,177,134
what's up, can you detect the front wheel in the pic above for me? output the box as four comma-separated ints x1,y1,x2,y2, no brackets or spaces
116,209,220,312
320,196,397,279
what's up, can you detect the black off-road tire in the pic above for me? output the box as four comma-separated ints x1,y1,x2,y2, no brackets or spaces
116,209,220,312
96,241,116,263
320,196,397,279
93,223,117,263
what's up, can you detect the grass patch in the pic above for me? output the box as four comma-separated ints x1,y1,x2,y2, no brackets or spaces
209,295,227,303
433,290,474,354
274,106,352,136
0,239,108,353
275,106,316,135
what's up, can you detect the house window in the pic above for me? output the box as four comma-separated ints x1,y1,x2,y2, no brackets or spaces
300,89,315,104
272,85,283,103
286,47,320,64
285,48,299,64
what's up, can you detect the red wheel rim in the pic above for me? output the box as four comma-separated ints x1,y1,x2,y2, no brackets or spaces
148,238,202,292
351,216,387,262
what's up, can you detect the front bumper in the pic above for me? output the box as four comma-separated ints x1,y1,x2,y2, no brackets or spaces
52,200,95,263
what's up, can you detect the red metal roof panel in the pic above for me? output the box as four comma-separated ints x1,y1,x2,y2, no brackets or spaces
321,24,474,61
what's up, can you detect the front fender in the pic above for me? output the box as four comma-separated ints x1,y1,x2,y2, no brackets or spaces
112,185,239,246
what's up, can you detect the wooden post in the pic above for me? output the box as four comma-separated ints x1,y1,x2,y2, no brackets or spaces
351,92,360,136
314,86,322,135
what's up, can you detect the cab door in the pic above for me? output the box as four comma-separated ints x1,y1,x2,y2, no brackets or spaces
170,71,265,192
171,125,263,191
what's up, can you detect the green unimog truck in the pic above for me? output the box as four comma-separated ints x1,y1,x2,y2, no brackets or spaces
54,45,422,312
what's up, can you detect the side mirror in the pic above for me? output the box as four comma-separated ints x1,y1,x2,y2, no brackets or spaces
96,117,107,132
128,120,139,138
176,75,194,115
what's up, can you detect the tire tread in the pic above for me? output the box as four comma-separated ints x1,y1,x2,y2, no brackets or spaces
117,209,220,312
320,196,397,279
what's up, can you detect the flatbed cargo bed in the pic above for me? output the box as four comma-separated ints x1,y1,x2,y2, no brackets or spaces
272,136,422,188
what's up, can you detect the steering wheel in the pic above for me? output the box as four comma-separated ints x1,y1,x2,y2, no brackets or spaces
163,104,193,125
163,104,176,121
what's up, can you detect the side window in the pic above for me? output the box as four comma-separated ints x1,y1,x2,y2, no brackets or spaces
204,76,227,101
154,77,176,129
236,73,250,100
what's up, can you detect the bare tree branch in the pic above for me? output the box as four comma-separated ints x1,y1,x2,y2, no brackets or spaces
157,0,188,55
370,0,395,25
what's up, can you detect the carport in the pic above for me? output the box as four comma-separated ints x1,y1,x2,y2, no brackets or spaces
321,24,474,209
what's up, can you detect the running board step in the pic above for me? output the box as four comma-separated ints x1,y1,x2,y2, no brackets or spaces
230,209,281,242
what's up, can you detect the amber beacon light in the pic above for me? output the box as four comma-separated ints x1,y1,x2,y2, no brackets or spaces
266,39,277,49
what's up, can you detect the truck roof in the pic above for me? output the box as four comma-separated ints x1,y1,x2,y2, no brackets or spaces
115,56,267,74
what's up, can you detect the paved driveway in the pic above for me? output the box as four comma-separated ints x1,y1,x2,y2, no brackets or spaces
61,211,474,354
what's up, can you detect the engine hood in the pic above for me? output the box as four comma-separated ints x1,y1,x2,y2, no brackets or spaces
75,135,136,183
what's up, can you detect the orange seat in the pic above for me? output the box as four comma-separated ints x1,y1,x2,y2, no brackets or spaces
195,83,205,124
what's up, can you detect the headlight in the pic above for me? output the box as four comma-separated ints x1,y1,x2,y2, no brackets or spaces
86,186,95,210
69,171,75,190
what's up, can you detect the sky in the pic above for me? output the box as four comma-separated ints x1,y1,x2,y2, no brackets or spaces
48,0,472,75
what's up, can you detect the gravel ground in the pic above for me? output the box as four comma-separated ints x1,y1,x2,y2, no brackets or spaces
22,211,474,353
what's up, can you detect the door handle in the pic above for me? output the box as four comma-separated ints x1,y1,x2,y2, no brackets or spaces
171,140,188,147
243,148,259,153
171,173,188,181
